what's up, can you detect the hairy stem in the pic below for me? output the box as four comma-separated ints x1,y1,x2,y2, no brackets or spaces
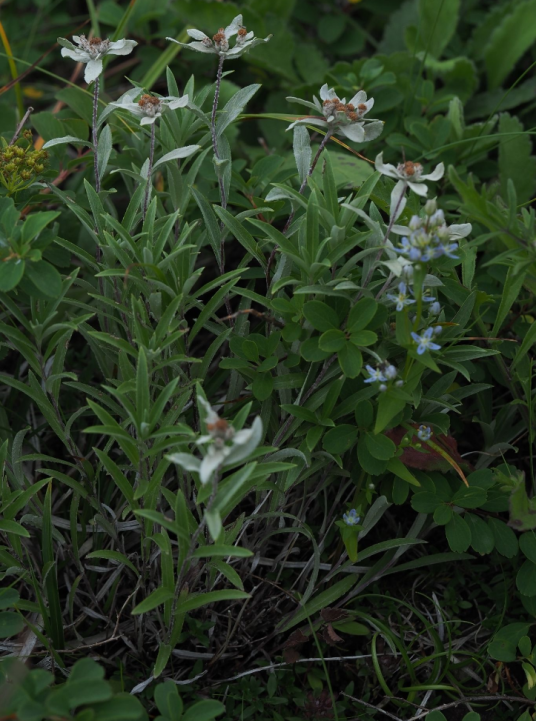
211,55,226,215
211,54,232,317
92,77,100,193
142,122,156,221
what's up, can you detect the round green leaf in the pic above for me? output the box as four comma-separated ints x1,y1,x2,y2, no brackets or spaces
517,560,536,597
0,611,24,638
445,513,471,552
252,372,273,401
349,329,378,347
0,258,24,292
365,431,396,460
433,503,453,526
465,512,494,554
488,517,519,558
323,424,358,455
303,300,339,331
338,343,362,378
319,328,346,352
520,532,536,563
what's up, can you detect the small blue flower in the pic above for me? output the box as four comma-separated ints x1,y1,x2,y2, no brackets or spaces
429,301,441,315
343,509,360,526
411,327,442,355
417,425,432,441
364,365,386,383
439,242,459,259
387,282,416,312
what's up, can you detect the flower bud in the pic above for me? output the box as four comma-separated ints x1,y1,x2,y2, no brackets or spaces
424,198,437,215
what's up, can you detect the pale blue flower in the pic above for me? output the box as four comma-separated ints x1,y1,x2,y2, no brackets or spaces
343,509,360,526
411,327,441,355
364,365,386,383
387,282,416,311
417,425,432,441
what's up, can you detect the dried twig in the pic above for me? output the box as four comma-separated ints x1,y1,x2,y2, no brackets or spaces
9,106,33,146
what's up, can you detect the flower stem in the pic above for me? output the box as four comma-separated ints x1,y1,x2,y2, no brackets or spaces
211,54,232,318
266,129,333,290
356,181,407,301
142,122,156,221
92,77,100,193
212,55,226,214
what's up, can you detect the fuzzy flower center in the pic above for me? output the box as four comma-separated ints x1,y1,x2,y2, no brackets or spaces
212,27,229,52
78,34,111,58
323,97,368,124
398,161,423,179
207,418,235,445
138,94,163,116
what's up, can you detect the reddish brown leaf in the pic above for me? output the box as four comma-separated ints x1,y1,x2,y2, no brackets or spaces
283,647,302,664
385,426,473,473
283,628,308,648
323,624,343,645
320,607,349,623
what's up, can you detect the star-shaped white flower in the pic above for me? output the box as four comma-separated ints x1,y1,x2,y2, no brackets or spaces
286,83,383,144
167,15,271,59
375,152,444,221
167,397,263,485
57,35,137,84
109,92,189,125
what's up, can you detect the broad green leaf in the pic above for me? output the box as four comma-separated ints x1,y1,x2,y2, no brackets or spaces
132,587,175,615
338,343,362,378
0,259,24,292
484,0,536,88
303,301,339,331
365,432,396,461
0,611,24,638
445,514,471,553
488,518,518,558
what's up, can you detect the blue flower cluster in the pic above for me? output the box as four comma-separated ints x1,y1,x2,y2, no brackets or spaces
396,210,459,262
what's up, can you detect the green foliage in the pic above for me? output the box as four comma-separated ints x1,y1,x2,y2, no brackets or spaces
1,0,536,719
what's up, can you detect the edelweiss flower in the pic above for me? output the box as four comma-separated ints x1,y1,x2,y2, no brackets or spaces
57,35,137,84
109,92,189,126
167,397,263,485
343,509,361,526
411,328,441,355
375,152,444,220
387,281,416,311
286,84,383,143
167,15,271,59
